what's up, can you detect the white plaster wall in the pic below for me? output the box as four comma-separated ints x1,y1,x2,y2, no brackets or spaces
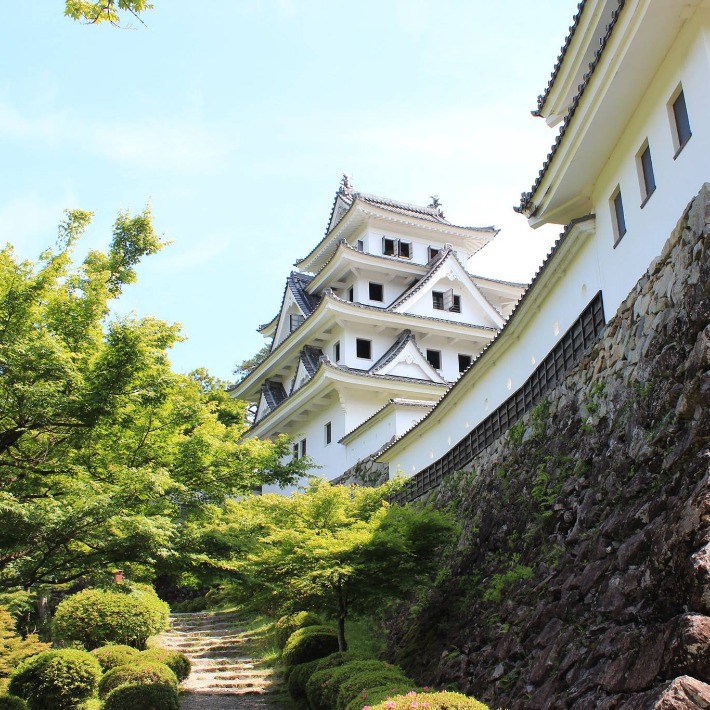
345,409,398,468
592,22,710,317
385,20,710,480
362,227,465,265
341,326,398,370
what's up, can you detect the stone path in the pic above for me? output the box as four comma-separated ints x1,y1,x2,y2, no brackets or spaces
152,611,282,710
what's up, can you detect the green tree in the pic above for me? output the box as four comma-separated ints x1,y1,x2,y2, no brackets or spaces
0,208,306,589
202,480,457,651
65,1,153,26
233,343,271,383
0,607,49,692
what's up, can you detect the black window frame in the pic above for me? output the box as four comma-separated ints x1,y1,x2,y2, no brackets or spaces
638,142,656,205
428,247,440,262
368,282,384,302
458,353,472,373
426,349,442,370
324,421,332,446
382,237,396,256
356,338,372,359
356,239,364,252
334,341,340,362
671,88,692,157
300,439,307,457
348,285,354,302
399,241,412,259
611,187,627,246
432,291,444,310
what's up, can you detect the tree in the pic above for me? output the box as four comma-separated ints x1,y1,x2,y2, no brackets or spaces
65,1,153,26
200,480,457,651
0,208,307,589
233,343,271,383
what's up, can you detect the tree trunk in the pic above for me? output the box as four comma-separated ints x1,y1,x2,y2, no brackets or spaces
337,614,348,652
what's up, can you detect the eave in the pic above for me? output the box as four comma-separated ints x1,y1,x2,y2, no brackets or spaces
230,293,497,402
520,0,692,227
296,198,497,275
339,399,436,445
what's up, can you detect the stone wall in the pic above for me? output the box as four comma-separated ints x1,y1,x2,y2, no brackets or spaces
383,184,710,709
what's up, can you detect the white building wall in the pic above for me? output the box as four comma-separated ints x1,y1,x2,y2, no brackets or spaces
384,20,710,480
592,22,710,318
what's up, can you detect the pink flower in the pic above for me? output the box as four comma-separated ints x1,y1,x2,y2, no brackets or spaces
410,703,418,709
384,702,396,709
363,706,370,710
406,691,417,697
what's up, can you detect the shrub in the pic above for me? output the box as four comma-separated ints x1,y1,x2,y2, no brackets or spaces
0,696,28,710
98,661,177,699
0,606,50,689
306,660,406,710
282,625,338,667
335,668,411,710
274,611,323,649
287,659,320,700
8,649,101,710
344,684,420,710
138,648,191,682
315,651,369,671
91,645,140,672
102,682,179,710
53,587,169,650
367,690,490,709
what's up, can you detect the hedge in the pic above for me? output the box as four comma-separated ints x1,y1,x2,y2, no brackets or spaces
282,625,338,667
102,682,179,710
98,661,177,699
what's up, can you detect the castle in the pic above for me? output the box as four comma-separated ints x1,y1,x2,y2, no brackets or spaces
234,0,710,495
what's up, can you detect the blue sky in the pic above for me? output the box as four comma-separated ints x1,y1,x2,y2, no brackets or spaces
3,1,575,382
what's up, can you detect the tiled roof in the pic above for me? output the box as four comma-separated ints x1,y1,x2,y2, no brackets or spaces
287,271,320,315
518,0,626,215
378,214,596,457
533,2,588,116
371,330,416,373
261,380,287,409
322,359,449,387
300,346,323,376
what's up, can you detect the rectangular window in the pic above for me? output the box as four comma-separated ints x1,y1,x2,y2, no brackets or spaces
300,439,307,457
451,294,462,313
334,341,340,362
671,88,692,155
382,237,396,256
292,443,299,459
637,142,656,204
356,338,372,359
369,282,384,302
356,239,364,252
611,187,627,245
428,247,440,262
399,241,412,259
348,286,354,302
324,421,332,446
432,291,444,310
458,354,472,373
289,314,305,332
426,349,442,370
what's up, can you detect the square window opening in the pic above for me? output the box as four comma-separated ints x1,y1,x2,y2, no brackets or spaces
382,237,396,256
356,338,372,359
458,354,472,373
426,349,442,370
369,282,384,302
432,291,444,310
428,247,440,262
399,241,412,259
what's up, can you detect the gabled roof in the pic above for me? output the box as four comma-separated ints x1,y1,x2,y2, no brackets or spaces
518,1,626,215
339,398,436,445
370,330,446,383
288,272,320,315
388,246,505,328
261,380,287,409
300,345,323,376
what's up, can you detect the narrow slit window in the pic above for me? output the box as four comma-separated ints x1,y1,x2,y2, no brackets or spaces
671,89,692,153
356,239,364,252
334,341,340,362
348,286,354,302
324,421,332,446
300,439,307,457
292,443,299,459
638,143,656,203
451,294,461,313
611,187,627,245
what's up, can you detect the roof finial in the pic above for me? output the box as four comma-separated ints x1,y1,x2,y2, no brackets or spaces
339,173,353,195
428,195,444,217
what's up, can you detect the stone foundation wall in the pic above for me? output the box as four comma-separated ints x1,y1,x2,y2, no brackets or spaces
384,184,710,709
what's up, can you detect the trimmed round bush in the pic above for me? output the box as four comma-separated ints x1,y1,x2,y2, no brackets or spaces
306,660,405,710
0,696,27,710
138,648,191,683
103,682,179,710
314,651,369,672
368,690,490,709
282,624,338,667
98,661,177,699
53,587,169,650
287,659,323,700
345,683,420,710
8,649,101,710
275,611,323,649
91,645,140,671
335,668,412,710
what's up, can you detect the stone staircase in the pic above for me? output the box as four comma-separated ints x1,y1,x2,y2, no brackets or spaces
152,611,281,709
